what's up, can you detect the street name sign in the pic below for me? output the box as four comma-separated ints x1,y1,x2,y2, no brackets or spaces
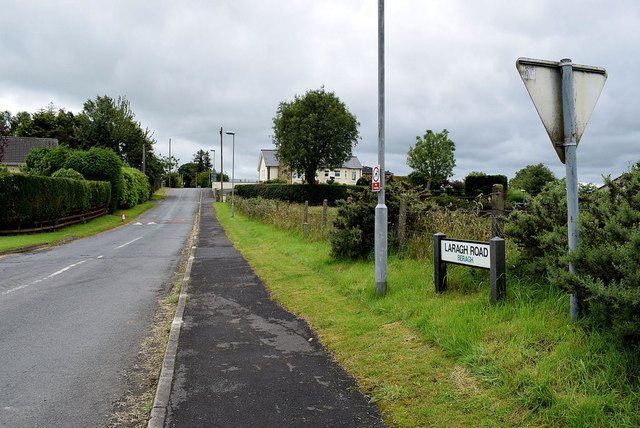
434,233,506,305
516,57,607,163
440,238,490,269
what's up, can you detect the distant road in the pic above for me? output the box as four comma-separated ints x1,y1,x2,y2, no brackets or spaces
0,188,200,427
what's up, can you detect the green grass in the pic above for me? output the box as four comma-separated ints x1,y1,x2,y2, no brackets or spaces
214,202,640,427
0,201,158,253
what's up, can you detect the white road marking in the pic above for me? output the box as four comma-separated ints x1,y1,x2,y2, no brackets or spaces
1,260,89,296
116,237,142,249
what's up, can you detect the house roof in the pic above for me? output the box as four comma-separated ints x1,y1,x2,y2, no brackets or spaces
259,149,280,168
1,137,59,164
259,149,363,171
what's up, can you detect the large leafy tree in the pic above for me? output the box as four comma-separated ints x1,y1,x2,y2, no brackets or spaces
272,87,360,184
510,163,556,195
407,129,456,191
75,95,156,171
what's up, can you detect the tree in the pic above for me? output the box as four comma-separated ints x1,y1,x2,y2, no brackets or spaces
272,87,360,185
510,163,556,195
75,95,156,171
178,162,198,188
192,150,212,173
0,118,8,163
407,129,456,191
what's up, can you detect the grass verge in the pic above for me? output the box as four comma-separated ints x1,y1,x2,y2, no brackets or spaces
0,187,169,253
214,202,640,427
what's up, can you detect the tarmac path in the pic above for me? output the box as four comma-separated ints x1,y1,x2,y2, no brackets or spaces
164,191,385,427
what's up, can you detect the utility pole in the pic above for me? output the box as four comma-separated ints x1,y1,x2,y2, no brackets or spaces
168,138,172,188
142,144,146,174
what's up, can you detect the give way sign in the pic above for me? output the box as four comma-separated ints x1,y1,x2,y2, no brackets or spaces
516,57,607,163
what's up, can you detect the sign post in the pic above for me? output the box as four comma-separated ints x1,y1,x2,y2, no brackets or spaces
516,57,607,321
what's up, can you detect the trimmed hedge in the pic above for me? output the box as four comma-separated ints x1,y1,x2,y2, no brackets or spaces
25,146,123,212
234,183,365,205
0,173,111,228
120,167,151,208
464,174,508,196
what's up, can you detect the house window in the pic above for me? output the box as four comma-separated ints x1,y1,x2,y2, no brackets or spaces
352,171,356,181
324,170,330,177
334,170,341,178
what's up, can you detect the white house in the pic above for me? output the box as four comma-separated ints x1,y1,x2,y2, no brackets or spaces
258,149,363,185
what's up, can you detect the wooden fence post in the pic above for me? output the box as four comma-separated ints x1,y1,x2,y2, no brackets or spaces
303,200,309,236
398,197,407,249
491,184,504,238
322,199,328,231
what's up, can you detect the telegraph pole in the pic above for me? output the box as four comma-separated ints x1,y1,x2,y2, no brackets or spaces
168,138,172,188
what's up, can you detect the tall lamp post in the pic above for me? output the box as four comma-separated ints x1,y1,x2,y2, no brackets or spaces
226,132,236,217
210,149,216,202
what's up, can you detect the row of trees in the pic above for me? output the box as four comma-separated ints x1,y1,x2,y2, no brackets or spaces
1,97,171,186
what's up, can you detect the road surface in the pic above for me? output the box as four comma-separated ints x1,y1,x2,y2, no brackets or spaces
0,188,199,427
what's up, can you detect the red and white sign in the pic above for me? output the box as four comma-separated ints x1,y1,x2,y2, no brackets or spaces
372,165,380,191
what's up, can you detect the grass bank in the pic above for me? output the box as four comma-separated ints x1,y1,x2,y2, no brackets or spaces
215,202,640,427
0,188,168,253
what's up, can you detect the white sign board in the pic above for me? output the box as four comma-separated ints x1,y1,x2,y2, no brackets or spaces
516,58,607,163
441,239,490,269
372,165,380,191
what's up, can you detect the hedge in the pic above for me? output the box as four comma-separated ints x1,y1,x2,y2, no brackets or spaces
234,183,365,205
0,173,111,228
120,167,151,208
25,146,123,212
464,174,508,196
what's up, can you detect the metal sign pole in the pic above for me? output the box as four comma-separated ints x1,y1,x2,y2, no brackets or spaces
561,59,581,321
375,0,387,295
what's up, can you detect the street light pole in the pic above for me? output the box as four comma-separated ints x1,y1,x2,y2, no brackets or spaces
210,149,216,202
226,132,236,217
375,0,387,295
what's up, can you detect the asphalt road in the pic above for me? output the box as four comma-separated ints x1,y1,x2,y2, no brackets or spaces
0,188,200,427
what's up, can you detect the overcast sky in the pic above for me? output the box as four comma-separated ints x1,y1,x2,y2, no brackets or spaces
1,0,638,184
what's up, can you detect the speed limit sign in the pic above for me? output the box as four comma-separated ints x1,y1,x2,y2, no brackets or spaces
372,165,380,191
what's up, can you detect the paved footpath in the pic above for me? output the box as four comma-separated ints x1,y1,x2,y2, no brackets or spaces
164,191,385,427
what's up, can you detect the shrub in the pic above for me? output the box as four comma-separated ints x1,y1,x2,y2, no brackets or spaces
264,178,287,184
119,167,151,208
552,167,640,343
197,171,210,188
464,173,508,196
329,182,414,259
235,183,365,205
51,168,85,180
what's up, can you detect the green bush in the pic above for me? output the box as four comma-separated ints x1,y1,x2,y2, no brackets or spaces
0,173,111,228
24,146,123,212
464,173,508,196
51,168,85,180
197,171,210,188
119,167,151,208
505,173,640,345
329,182,414,259
235,183,365,205
553,167,640,343
264,178,287,184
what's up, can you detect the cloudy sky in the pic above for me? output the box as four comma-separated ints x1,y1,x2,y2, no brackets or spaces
1,0,638,184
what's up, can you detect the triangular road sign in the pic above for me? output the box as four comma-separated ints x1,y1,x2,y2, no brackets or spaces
516,58,607,163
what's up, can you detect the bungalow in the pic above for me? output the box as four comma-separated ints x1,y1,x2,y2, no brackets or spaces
258,149,363,184
0,136,59,172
